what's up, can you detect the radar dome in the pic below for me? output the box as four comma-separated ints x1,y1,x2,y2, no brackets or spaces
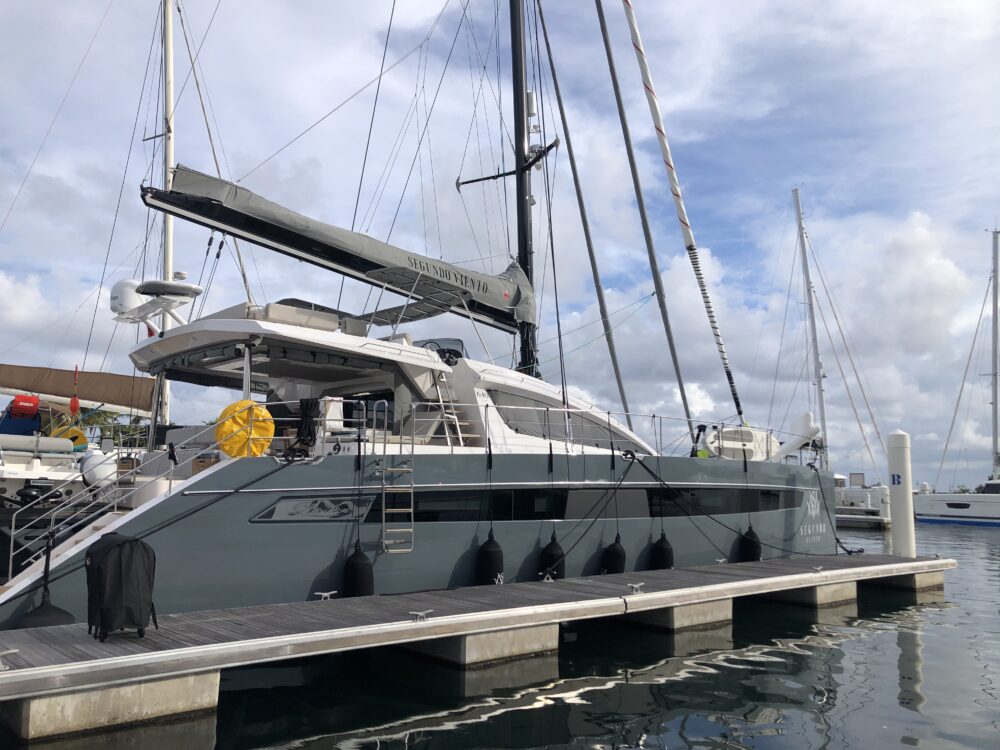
110,279,143,314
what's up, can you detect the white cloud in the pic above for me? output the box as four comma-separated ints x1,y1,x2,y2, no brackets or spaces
1,0,999,490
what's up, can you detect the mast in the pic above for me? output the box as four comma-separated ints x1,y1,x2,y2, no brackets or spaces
160,0,175,424
793,187,828,468
992,230,999,479
509,0,538,376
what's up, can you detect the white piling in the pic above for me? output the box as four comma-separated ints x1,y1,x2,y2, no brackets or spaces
887,430,916,557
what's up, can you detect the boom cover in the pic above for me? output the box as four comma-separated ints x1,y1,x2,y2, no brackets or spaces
142,166,536,333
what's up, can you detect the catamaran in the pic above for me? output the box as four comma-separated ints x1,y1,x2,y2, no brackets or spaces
0,0,837,629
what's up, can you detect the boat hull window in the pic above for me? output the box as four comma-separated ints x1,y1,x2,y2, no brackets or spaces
252,486,805,523
648,487,803,517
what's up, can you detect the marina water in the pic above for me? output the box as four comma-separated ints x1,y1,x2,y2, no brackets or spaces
35,524,997,749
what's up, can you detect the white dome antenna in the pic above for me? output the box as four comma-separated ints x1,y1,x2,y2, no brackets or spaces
110,277,203,335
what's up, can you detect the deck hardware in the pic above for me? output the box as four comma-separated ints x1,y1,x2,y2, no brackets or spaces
715,558,727,565
813,566,824,573
409,609,433,621
314,591,337,600
626,582,644,593
0,648,18,671
540,573,554,583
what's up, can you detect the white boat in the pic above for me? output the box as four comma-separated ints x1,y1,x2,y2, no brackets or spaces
0,364,154,577
915,229,1000,526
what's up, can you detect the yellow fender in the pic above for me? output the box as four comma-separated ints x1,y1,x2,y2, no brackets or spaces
51,425,87,451
215,400,274,458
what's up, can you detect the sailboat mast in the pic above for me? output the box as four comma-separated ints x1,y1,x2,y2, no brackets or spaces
160,0,175,424
793,187,828,468
992,230,999,479
509,0,538,376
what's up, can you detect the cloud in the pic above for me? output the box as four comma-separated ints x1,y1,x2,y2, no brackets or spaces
1,0,999,491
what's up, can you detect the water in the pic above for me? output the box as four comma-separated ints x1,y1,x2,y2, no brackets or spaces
31,525,1000,749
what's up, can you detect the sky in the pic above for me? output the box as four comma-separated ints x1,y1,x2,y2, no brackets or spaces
1,0,999,490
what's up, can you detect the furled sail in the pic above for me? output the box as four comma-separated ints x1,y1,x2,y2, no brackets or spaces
142,166,535,333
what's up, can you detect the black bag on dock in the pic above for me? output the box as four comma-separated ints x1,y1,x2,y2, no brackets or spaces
85,532,158,642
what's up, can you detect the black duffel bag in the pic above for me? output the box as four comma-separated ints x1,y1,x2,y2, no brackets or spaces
85,532,158,642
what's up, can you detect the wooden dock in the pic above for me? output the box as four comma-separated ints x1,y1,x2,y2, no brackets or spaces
0,553,954,740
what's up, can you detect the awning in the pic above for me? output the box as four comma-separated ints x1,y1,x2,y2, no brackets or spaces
0,365,155,416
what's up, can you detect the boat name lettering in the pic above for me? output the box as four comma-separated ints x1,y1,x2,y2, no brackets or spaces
406,257,490,294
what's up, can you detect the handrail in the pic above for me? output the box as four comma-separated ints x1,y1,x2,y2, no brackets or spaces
6,397,373,580
5,415,241,581
402,400,821,458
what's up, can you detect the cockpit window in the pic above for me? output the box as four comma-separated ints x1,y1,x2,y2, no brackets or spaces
486,389,644,453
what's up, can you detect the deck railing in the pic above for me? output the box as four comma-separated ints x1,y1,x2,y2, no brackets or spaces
5,398,374,581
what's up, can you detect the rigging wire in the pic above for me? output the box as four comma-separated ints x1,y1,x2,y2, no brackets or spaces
936,275,992,487
537,92,568,406
358,92,422,234
0,0,116,238
814,290,881,481
778,355,811,435
533,295,654,369
481,1,508,259
82,7,160,370
195,237,225,319
385,0,472,243
1,241,146,359
536,292,653,347
167,0,224,118
806,233,887,459
141,26,165,186
537,0,633,426
415,66,430,257
496,0,510,259
464,10,499,271
767,239,799,428
350,0,397,235
238,1,453,184
181,3,266,303
748,200,793,382
636,459,860,557
175,0,256,306
421,59,446,260
453,7,500,274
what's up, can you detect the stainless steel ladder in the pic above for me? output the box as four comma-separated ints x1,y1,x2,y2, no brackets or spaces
433,372,467,446
380,459,414,553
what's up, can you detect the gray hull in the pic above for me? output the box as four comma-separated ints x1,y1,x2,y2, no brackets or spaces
0,453,836,629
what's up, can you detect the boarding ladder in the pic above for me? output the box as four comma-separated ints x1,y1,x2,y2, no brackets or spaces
379,459,415,554
373,400,414,554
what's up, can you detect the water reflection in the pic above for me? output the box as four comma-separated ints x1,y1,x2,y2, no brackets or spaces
209,526,994,749
205,593,931,750
21,525,995,749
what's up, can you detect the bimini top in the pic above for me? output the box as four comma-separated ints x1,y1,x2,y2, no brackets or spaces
128,301,451,393
142,165,536,333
